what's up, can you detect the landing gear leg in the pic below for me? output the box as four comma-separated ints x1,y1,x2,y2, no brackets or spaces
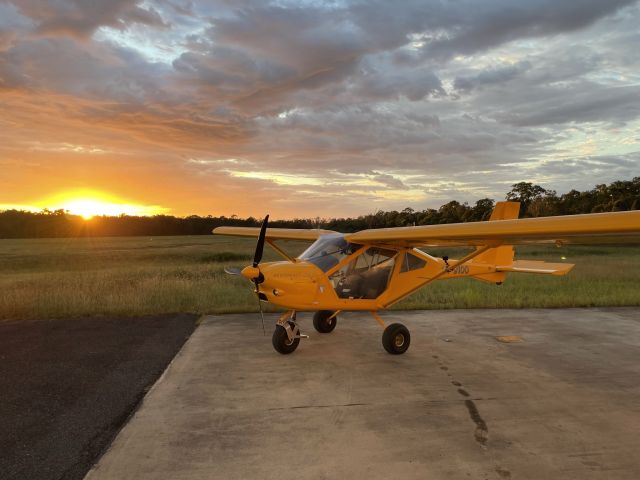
272,311,307,355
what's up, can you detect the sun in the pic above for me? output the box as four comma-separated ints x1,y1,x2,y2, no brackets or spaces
60,199,128,219
41,190,166,218
65,200,96,220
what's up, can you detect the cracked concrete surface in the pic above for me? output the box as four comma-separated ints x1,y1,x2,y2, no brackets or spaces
86,308,640,480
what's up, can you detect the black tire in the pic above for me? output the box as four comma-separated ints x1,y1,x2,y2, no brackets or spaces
313,310,337,333
382,323,411,355
272,324,300,354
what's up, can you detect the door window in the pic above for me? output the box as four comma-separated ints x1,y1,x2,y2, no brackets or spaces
330,247,397,299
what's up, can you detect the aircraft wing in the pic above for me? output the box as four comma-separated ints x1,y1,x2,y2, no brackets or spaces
213,226,337,241
344,211,640,248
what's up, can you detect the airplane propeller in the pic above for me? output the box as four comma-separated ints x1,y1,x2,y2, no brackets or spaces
253,214,269,269
252,214,269,335
221,215,269,334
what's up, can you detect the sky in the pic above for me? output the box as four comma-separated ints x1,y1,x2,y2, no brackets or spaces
1,0,639,218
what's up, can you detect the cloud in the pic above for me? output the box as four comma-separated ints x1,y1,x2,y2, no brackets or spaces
371,172,410,190
10,0,168,38
355,61,445,101
418,0,637,61
497,84,640,126
454,61,532,92
1,0,639,217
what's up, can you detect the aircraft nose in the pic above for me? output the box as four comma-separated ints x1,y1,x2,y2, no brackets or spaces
241,265,261,280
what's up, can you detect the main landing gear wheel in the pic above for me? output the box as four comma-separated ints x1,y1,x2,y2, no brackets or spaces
382,323,411,355
313,310,337,333
272,322,300,354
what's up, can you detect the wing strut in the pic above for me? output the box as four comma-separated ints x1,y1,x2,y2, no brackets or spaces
266,239,296,262
382,245,493,309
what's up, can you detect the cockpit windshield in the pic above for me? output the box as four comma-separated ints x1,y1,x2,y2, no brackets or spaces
299,234,359,272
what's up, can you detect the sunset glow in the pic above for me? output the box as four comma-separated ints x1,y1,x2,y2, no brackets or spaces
0,1,639,218
59,199,145,219
40,191,166,219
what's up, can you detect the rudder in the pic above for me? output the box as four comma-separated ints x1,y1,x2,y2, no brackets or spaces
471,201,520,284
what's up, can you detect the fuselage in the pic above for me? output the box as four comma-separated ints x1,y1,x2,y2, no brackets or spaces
241,236,490,311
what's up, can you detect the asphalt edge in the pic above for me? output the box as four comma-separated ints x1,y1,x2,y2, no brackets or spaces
82,315,205,480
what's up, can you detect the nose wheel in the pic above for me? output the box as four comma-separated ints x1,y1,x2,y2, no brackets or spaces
272,323,300,354
272,311,307,354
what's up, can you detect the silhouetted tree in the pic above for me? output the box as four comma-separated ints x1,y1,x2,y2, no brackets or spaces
468,198,495,221
1,178,638,238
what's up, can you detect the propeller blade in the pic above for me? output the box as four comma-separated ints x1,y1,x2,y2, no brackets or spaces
249,214,268,335
253,214,269,267
254,279,266,336
223,266,242,275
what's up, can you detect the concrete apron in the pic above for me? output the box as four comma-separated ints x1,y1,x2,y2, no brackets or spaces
85,308,640,480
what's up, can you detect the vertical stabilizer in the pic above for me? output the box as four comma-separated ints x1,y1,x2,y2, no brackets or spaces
471,202,520,283
489,201,520,221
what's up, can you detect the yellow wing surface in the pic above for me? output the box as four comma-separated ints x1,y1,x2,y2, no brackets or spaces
345,209,640,248
213,226,337,241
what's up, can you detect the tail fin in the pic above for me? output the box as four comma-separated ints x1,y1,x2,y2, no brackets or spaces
488,201,520,221
469,201,575,283
470,201,519,284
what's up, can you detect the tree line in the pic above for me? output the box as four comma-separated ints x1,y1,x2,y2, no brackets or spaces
1,178,638,238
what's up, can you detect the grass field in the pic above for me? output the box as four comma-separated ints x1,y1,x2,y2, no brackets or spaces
1,235,639,320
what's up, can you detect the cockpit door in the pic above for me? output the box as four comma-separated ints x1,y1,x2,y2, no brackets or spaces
329,247,397,300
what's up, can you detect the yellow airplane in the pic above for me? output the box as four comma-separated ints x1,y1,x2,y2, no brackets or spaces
214,202,640,355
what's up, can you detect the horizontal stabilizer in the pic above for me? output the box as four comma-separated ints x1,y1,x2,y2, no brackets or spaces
497,260,574,276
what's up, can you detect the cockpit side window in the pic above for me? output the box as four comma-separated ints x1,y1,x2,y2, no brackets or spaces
400,251,427,273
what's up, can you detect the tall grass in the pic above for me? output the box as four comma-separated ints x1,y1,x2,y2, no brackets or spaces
1,236,639,320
